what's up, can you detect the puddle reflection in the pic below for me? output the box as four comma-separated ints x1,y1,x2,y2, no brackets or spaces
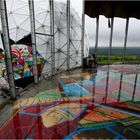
0,65,140,139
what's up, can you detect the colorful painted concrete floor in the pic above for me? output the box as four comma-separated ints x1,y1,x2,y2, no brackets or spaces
0,65,140,139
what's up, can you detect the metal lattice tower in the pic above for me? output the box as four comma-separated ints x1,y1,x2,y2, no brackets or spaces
4,0,89,79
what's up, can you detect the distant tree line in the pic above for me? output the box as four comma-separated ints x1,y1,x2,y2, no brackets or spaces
97,55,140,65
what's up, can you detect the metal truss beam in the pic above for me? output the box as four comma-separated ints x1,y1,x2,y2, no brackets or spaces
28,0,38,83
35,32,53,36
67,0,70,70
81,0,85,67
49,0,55,76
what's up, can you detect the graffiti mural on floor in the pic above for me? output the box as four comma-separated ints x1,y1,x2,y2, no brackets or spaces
0,89,140,139
0,95,94,139
58,65,140,114
0,65,140,139
99,65,140,74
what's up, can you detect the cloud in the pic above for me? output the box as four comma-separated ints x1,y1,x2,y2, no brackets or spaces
86,16,140,47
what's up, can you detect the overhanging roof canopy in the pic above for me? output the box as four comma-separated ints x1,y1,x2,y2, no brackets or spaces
85,1,140,19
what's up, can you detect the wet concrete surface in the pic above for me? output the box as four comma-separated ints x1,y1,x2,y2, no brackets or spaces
0,65,140,139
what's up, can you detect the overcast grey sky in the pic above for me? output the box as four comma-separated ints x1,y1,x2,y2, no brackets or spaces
71,0,140,47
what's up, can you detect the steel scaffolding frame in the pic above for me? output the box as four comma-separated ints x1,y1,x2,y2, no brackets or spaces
28,0,38,83
49,0,55,76
67,0,70,70
29,0,55,77
0,0,88,94
81,0,85,67
0,0,16,98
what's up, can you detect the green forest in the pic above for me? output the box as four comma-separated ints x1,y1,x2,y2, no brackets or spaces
97,55,140,65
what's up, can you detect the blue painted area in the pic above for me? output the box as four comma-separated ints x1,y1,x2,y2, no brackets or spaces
78,80,105,87
93,72,108,81
63,83,90,97
24,70,32,77
107,127,127,139
78,80,94,85
114,135,127,140
58,78,65,89
60,107,87,120
114,135,121,140
64,124,127,140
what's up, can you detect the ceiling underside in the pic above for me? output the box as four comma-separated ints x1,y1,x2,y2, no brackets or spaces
85,1,140,19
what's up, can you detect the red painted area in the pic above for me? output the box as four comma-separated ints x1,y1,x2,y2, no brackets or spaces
0,99,94,139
